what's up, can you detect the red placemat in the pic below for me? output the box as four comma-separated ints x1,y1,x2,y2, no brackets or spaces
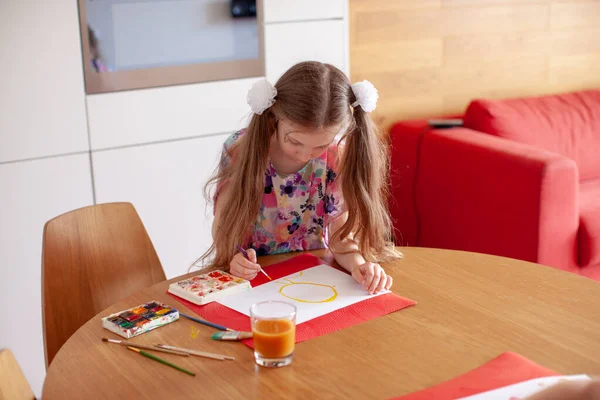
168,254,416,348
390,352,558,399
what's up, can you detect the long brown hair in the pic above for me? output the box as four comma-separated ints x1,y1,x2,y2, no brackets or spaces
199,61,399,270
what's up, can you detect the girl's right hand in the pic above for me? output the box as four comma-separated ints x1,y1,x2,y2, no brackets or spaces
229,248,262,280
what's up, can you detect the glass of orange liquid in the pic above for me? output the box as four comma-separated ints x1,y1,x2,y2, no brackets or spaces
250,300,297,367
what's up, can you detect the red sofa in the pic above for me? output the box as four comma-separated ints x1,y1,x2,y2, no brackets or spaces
389,89,600,281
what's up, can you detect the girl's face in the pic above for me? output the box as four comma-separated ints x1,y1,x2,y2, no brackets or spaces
275,119,340,164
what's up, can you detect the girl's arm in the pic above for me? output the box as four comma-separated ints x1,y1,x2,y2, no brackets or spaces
524,379,600,400
329,212,393,294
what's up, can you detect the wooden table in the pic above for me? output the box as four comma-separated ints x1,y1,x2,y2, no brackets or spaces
42,248,600,399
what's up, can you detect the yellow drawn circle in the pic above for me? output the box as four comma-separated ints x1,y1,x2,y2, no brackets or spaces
278,282,338,303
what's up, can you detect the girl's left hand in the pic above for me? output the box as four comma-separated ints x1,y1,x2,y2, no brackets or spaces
351,262,393,294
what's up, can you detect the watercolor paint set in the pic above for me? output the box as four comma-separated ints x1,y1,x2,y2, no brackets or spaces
168,270,251,306
102,300,179,339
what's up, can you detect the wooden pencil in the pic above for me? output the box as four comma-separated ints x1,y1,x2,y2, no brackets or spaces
102,338,190,356
156,344,235,361
127,346,195,376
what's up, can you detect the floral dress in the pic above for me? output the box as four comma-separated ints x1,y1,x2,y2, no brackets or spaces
217,130,345,256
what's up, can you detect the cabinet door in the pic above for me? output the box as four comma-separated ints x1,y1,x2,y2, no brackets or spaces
0,0,88,162
0,154,94,396
263,0,345,23
265,20,347,82
86,78,254,150
92,134,227,278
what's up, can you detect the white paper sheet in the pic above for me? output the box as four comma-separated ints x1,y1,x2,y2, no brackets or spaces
457,375,591,400
217,265,389,324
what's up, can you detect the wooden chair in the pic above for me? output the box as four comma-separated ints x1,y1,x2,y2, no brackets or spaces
42,202,166,368
0,349,35,400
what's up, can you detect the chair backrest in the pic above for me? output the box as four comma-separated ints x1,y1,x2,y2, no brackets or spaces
0,348,35,400
42,202,166,368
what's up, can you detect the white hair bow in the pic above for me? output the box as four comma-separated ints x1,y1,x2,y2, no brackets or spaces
351,80,378,113
247,79,277,115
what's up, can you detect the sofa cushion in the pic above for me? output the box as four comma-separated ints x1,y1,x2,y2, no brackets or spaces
464,90,600,181
579,180,600,269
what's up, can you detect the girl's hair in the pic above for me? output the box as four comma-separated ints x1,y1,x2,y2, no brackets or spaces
199,61,399,270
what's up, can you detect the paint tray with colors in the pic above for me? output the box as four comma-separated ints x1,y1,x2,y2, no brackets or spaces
102,300,179,339
168,270,251,306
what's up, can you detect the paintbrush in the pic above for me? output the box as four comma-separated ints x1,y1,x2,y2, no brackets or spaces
127,346,195,376
155,344,235,361
102,338,190,356
179,312,234,331
211,331,253,341
236,244,272,280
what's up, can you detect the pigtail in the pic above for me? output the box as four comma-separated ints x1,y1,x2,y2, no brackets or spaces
333,106,400,262
197,111,275,270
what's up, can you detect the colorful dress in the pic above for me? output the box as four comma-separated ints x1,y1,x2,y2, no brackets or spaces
217,130,345,256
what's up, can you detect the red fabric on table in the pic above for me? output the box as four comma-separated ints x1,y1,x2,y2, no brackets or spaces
168,254,416,348
391,352,558,400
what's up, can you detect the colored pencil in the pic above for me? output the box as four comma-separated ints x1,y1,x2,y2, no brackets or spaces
236,244,272,280
179,312,233,332
102,338,190,356
156,344,235,361
127,346,195,376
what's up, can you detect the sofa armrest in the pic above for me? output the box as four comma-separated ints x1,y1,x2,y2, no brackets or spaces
390,123,579,272
389,120,431,246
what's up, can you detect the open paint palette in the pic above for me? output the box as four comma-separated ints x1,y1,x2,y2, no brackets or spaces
102,300,179,339
168,270,251,306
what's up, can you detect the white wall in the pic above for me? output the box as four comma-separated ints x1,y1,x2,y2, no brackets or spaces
92,134,228,278
0,1,89,163
0,156,94,396
0,1,94,396
0,0,348,397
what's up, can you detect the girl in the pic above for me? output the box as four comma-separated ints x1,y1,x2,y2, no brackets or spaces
202,61,401,294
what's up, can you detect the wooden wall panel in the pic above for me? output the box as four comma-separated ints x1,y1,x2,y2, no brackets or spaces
352,39,443,75
444,0,550,5
443,32,549,66
551,2,600,30
549,54,600,90
351,0,441,12
550,29,600,56
350,0,600,130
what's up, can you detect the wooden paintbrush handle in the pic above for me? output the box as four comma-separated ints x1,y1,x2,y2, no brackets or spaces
156,344,234,361
120,342,189,356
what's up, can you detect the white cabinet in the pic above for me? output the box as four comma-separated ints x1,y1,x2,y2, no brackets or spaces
0,2,350,397
0,154,94,396
86,79,255,150
92,134,227,279
263,0,345,23
0,0,89,163
265,20,347,82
